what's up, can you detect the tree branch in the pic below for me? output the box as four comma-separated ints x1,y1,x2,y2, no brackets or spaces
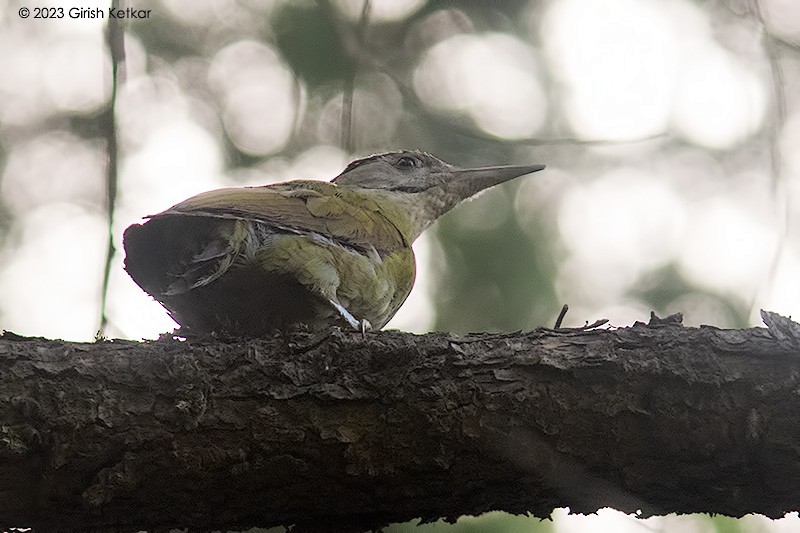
1,313,799,531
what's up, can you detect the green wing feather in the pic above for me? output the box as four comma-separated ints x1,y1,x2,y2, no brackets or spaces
125,180,411,302
156,180,408,252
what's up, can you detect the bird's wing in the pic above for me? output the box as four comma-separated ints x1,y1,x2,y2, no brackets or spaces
156,180,408,252
124,180,410,298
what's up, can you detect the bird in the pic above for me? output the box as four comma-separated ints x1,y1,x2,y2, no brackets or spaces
123,150,544,336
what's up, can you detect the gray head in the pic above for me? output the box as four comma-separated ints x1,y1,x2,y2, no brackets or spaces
332,150,544,196
332,150,545,240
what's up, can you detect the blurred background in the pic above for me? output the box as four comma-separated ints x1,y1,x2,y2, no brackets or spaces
2,0,800,341
1,0,800,529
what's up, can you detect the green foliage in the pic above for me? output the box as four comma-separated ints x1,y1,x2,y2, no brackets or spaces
273,2,355,87
434,189,558,333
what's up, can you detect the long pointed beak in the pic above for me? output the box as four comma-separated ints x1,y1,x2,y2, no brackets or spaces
445,163,546,198
453,163,545,181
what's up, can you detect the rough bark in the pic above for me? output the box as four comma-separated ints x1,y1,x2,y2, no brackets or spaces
1,312,799,532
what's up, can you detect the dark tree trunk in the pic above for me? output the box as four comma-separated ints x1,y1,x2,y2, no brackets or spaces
1,312,799,532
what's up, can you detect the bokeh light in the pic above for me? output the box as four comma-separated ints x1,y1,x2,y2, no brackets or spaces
678,199,777,294
414,33,547,139
208,40,299,155
559,168,686,273
0,204,106,339
334,0,427,22
43,36,109,112
317,74,404,149
760,0,800,41
118,118,224,218
541,0,682,140
2,132,105,215
541,0,766,148
672,44,766,149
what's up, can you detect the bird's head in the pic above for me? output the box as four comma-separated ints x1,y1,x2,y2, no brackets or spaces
332,150,544,196
332,151,453,191
332,150,545,240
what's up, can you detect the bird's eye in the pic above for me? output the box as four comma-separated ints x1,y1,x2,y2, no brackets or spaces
396,155,422,169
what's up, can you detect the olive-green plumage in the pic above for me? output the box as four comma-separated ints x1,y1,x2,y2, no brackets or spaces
123,150,544,335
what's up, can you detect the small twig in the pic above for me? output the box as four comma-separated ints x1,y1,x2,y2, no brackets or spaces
577,319,609,330
334,0,371,154
341,75,355,154
552,305,607,332
98,0,127,336
554,304,569,329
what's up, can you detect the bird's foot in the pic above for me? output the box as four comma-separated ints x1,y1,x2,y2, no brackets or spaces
328,298,371,337
359,319,372,339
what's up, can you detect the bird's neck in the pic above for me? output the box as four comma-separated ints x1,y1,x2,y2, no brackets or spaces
366,187,466,244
